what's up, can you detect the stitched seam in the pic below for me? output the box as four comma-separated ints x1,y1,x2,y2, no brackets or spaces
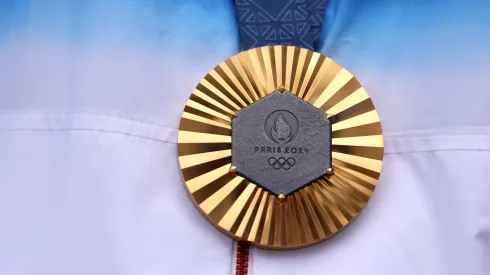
0,112,178,144
0,128,176,144
2,113,490,151
384,126,490,139
0,112,177,131
385,148,490,155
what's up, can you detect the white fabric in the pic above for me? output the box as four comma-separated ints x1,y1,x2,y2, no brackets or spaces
0,114,231,275
0,1,489,275
253,134,490,275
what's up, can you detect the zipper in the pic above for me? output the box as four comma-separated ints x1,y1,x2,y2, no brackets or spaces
233,241,251,275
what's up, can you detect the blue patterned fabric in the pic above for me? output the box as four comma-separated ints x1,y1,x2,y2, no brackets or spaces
234,0,327,50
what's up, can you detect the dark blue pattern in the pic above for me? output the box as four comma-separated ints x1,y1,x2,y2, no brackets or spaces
234,0,327,51
307,0,328,49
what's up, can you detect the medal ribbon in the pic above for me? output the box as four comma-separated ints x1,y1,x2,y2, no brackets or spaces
234,0,328,51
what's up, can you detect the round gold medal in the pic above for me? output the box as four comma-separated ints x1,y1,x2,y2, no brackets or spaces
178,46,384,250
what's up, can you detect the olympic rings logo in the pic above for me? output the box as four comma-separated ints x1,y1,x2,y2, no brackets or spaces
268,157,296,170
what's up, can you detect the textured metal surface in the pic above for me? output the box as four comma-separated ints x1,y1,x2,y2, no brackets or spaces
232,90,331,196
178,46,384,250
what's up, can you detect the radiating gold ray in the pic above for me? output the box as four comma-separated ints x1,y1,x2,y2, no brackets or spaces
254,47,270,93
332,152,382,172
193,89,235,115
236,189,263,237
218,62,254,104
200,79,242,111
185,163,231,193
331,98,375,124
335,165,378,186
184,105,230,126
313,69,353,108
189,94,230,118
178,131,231,144
332,145,384,160
316,180,349,226
326,87,370,115
331,177,368,208
179,46,384,250
297,52,320,98
195,85,239,113
274,200,283,246
273,46,283,88
179,149,231,169
207,181,248,222
320,78,361,112
200,176,244,214
247,192,268,242
303,59,337,102
284,46,295,91
179,118,231,136
333,172,373,198
332,135,384,147
301,187,326,239
186,99,230,121
332,110,380,131
286,195,300,246
178,142,231,157
208,70,248,107
293,192,313,242
244,49,267,97
308,186,338,234
229,56,261,101
332,158,380,183
191,172,235,204
280,203,288,246
292,48,308,95
260,195,274,245
218,183,256,230
261,46,275,92
332,122,382,138
322,178,360,217
310,184,342,233
182,112,231,129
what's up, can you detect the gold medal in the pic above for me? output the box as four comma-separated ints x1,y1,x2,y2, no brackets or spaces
178,46,383,250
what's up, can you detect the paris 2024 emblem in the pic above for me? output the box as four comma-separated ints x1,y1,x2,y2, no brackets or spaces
231,90,332,196
264,110,299,144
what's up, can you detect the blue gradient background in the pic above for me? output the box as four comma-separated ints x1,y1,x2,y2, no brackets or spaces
2,0,489,62
0,0,489,132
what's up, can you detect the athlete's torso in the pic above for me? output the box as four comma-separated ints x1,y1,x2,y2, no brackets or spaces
0,1,489,274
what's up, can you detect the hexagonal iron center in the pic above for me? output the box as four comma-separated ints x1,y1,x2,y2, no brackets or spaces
231,90,332,196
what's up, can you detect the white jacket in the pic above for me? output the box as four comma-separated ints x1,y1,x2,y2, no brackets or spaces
0,1,489,274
